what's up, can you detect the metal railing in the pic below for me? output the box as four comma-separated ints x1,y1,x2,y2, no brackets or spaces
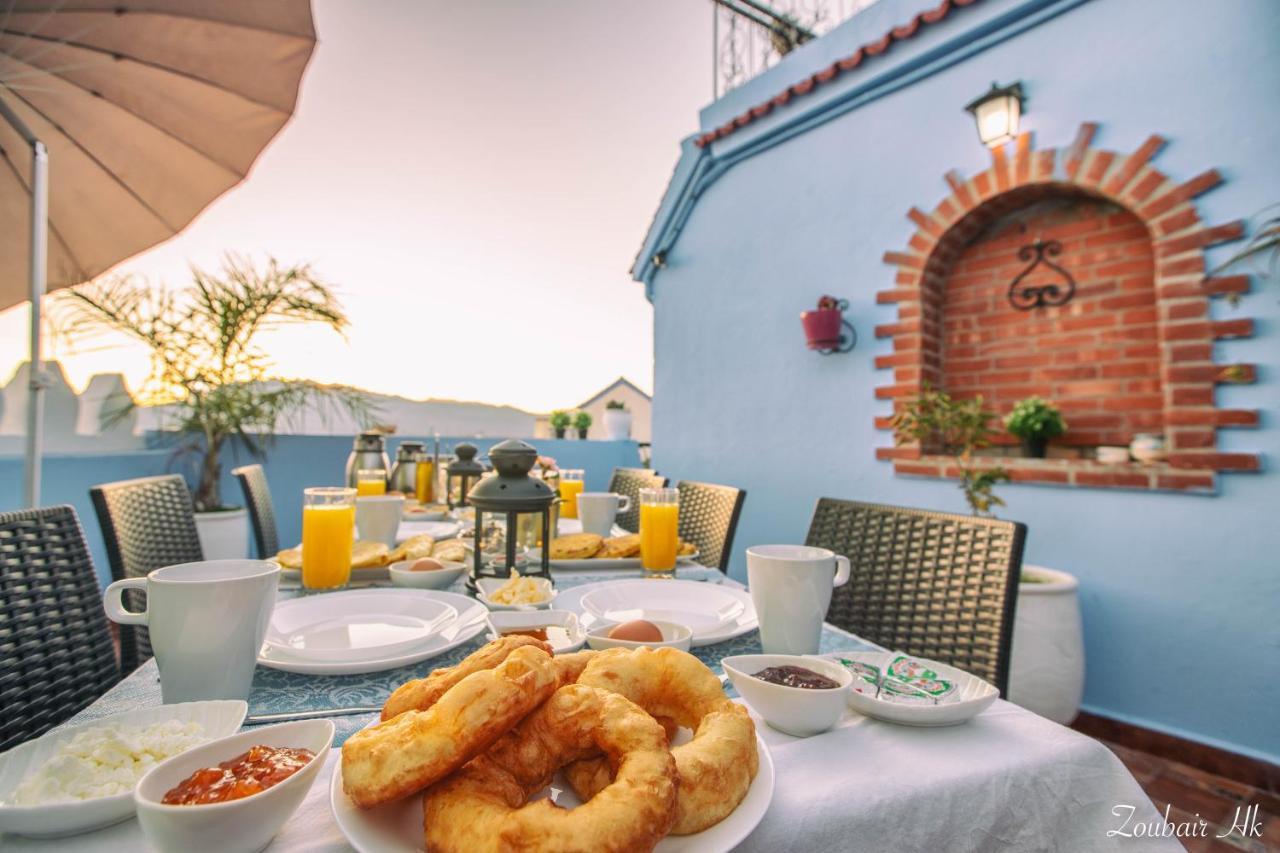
712,0,880,99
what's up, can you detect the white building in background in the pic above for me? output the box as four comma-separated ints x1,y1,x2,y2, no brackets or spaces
0,362,142,455
0,361,542,455
535,377,652,442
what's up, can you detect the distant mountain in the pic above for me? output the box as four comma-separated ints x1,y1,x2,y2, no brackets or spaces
277,388,538,438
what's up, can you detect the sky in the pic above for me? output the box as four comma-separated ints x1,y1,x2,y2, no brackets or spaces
0,0,713,412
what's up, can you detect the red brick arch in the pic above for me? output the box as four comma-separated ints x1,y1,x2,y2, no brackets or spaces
875,123,1260,493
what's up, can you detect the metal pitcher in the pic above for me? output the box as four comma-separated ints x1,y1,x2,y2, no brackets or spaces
388,441,425,496
345,432,390,488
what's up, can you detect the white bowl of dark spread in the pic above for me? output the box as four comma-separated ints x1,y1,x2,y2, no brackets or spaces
721,654,852,737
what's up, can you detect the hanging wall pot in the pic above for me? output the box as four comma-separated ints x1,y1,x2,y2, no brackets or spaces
801,295,856,354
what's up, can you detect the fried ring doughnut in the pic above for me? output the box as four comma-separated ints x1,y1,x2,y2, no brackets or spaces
568,647,758,835
344,645,558,807
550,649,599,684
381,635,552,720
423,684,677,853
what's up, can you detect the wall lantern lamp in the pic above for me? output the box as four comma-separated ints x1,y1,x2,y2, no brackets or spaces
965,81,1025,148
801,295,856,354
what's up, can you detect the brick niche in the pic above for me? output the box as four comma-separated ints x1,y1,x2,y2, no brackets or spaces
875,123,1261,493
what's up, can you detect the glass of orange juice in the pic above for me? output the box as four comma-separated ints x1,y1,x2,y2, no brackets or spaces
301,487,357,590
414,454,434,503
558,469,585,519
355,469,387,497
639,487,679,578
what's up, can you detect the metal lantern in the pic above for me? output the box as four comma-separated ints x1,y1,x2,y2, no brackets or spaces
466,439,555,590
964,81,1025,149
446,443,485,508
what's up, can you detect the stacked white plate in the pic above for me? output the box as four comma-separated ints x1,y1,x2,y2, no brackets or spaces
257,589,487,675
555,579,757,648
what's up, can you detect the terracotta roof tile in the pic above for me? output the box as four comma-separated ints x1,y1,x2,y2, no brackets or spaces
695,0,982,148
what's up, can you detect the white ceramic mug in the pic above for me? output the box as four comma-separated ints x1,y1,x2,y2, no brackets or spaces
103,560,279,703
576,492,632,538
356,494,405,546
746,545,851,655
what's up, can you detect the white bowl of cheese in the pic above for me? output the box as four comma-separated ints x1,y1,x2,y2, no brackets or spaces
0,700,246,838
475,570,556,610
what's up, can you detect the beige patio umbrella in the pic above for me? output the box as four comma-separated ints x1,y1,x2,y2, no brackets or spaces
0,0,316,505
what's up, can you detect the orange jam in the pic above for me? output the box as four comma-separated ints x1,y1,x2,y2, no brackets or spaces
162,745,315,805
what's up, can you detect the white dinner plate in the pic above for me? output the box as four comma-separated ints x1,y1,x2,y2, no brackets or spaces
280,564,391,582
396,520,462,540
257,591,487,675
555,580,757,648
580,580,746,634
264,590,459,663
329,724,774,853
0,700,247,839
530,549,702,570
400,507,451,522
822,651,1000,727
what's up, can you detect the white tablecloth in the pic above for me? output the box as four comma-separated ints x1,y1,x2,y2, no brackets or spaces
5,700,1175,853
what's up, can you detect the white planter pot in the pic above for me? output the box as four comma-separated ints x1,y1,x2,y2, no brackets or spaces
194,508,250,560
602,409,632,440
1008,564,1085,725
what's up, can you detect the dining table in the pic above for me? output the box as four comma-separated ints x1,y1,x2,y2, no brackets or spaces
4,517,1178,852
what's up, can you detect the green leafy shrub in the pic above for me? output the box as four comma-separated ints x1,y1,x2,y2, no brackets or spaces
549,410,572,430
892,385,1009,516
1004,397,1067,441
573,411,593,429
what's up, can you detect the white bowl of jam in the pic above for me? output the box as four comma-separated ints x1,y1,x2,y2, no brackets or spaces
722,654,853,737
133,718,334,853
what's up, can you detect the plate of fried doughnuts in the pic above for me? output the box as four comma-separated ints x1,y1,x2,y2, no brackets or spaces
331,639,773,852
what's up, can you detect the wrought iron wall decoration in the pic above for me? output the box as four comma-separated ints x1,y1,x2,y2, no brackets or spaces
1008,238,1076,310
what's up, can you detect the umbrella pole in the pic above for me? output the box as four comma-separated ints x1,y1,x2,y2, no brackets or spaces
0,100,49,507
24,143,48,507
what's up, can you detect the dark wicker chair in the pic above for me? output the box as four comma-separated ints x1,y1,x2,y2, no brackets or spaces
675,480,746,573
608,467,668,533
804,498,1027,696
90,474,203,674
1,505,121,751
232,464,279,559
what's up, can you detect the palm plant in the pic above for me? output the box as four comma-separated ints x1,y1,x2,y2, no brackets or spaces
55,255,376,511
1208,203,1280,303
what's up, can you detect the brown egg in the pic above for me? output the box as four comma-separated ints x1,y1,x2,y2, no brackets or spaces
607,620,664,643
409,558,445,572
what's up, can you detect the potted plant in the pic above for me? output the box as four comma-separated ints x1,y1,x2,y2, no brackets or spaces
573,410,592,440
549,410,571,439
1004,397,1066,458
602,399,632,440
56,255,374,558
892,385,1009,515
800,295,847,350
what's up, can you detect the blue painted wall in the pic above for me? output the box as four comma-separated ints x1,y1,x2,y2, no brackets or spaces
643,0,1280,760
0,436,641,588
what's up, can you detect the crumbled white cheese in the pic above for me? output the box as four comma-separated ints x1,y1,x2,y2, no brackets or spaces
10,719,208,804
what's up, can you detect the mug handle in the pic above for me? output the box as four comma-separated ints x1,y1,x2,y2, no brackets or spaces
833,555,851,588
615,495,632,513
103,577,149,626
